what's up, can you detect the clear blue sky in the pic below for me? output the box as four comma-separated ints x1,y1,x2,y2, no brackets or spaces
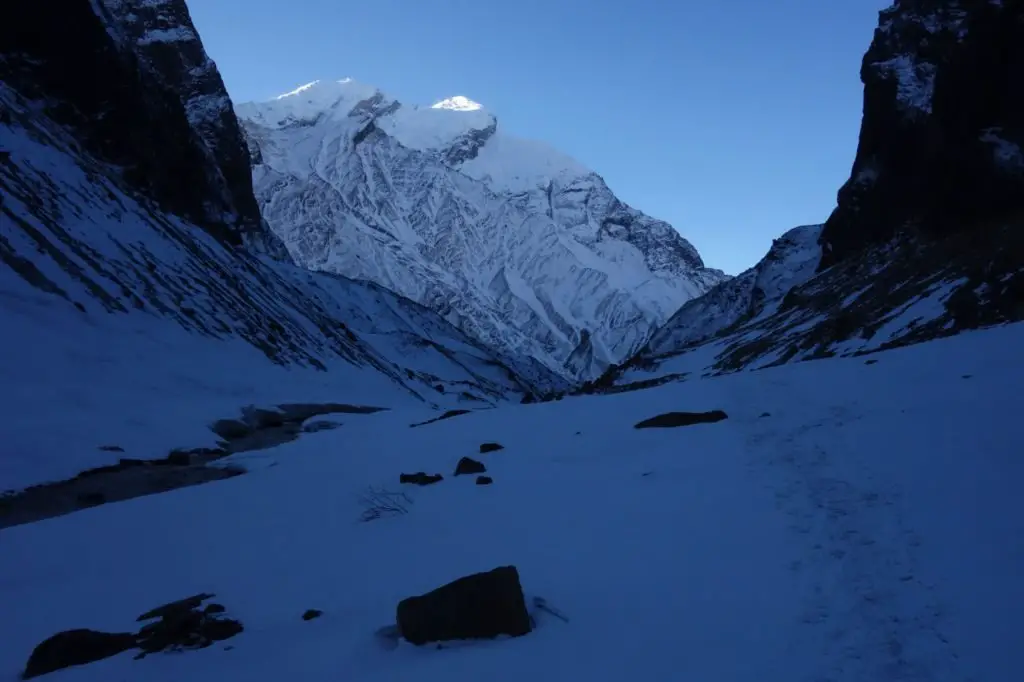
189,0,889,275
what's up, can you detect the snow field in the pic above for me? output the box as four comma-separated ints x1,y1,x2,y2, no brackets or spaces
2,323,1021,681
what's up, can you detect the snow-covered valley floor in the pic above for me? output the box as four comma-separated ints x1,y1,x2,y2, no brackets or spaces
2,323,1022,682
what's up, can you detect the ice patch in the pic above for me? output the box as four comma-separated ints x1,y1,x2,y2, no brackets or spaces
136,26,196,45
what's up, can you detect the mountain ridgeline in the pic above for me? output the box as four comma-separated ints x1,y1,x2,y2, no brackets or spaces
593,0,1024,391
237,82,728,381
1,0,1021,424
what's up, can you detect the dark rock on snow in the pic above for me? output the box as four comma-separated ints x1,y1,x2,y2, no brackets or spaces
479,442,504,453
396,566,532,645
634,410,729,429
135,593,243,657
454,457,487,476
302,609,323,621
136,593,215,622
476,476,494,485
400,472,444,486
22,629,137,679
21,593,242,678
409,409,472,428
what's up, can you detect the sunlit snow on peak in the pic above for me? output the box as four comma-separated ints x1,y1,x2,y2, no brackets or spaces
238,78,383,129
275,81,321,100
432,95,483,112
274,78,360,100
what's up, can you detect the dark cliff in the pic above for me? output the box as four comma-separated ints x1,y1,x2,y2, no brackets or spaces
819,0,1024,269
0,0,259,246
97,0,265,239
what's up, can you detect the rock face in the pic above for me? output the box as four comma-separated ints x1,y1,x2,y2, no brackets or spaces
0,0,263,249
94,0,269,250
819,0,1024,268
238,81,728,378
396,566,532,645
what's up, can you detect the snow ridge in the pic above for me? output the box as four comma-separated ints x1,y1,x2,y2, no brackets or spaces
238,80,727,379
642,224,823,356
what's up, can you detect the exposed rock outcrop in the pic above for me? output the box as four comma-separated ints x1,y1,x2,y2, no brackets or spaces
95,0,266,244
0,0,254,247
819,0,1024,268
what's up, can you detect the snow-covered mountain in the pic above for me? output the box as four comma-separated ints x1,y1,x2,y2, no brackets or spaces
237,81,727,379
639,224,824,356
0,0,569,489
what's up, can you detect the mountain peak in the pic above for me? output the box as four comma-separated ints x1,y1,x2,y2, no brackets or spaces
432,95,483,112
241,75,727,378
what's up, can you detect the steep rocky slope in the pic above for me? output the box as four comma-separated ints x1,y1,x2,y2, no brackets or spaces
638,224,824,357
93,0,269,249
0,0,566,488
238,82,727,379
819,0,1024,268
593,0,1024,391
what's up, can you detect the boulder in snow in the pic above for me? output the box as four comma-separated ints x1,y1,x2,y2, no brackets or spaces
399,472,444,486
454,457,486,476
633,410,729,429
396,566,532,645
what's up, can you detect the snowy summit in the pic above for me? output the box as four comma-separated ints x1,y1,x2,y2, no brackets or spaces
238,78,726,379
432,95,483,111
